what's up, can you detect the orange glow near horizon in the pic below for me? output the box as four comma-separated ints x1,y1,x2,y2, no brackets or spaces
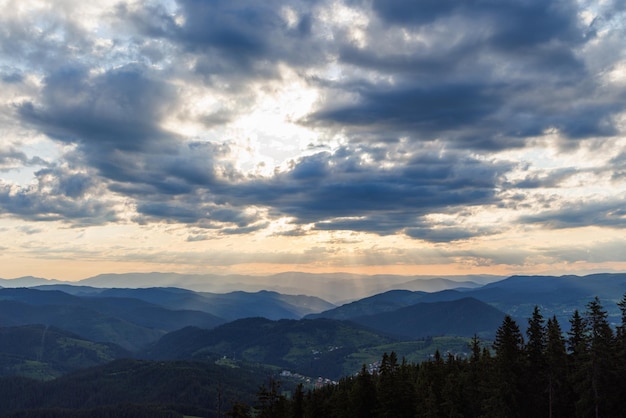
3,254,625,282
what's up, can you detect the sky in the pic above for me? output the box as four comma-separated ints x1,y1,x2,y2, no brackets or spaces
0,0,625,281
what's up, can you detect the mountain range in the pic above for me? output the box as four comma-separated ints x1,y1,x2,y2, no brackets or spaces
0,272,624,383
0,272,497,303
308,273,626,329
33,286,335,321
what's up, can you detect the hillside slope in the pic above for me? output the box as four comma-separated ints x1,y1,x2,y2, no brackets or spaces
143,317,396,379
352,297,508,339
307,289,465,320
0,325,129,380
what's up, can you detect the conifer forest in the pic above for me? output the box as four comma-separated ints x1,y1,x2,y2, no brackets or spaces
243,296,626,418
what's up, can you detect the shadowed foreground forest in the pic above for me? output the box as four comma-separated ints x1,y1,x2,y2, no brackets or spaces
1,296,625,418
245,296,626,418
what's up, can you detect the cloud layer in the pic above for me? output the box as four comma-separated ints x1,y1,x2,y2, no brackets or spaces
0,0,625,277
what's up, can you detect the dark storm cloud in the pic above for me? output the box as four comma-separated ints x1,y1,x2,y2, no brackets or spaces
335,68,609,149
520,198,626,229
361,0,588,82
313,76,624,150
136,200,207,224
100,140,510,241
174,0,318,58
16,65,229,193
0,167,116,224
369,0,584,47
1,71,23,84
119,0,323,82
18,65,175,153
368,0,461,25
311,82,505,148
310,0,625,150
229,146,511,237
13,63,243,228
337,43,472,79
136,198,259,226
134,195,268,235
405,225,496,243
115,2,176,38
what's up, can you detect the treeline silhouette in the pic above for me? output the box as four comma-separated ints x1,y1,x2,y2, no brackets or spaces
0,359,270,418
246,295,626,418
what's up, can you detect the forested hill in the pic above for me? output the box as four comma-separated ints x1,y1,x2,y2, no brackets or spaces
286,296,626,418
0,325,129,380
221,297,626,418
141,317,396,380
2,297,625,417
305,289,463,320
0,358,285,417
350,297,508,339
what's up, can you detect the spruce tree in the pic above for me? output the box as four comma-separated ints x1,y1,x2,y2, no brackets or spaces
350,365,377,418
440,354,464,418
615,294,626,413
567,310,586,357
584,297,614,418
617,293,626,341
292,383,305,418
524,306,547,417
225,401,251,418
488,315,524,417
470,334,481,364
567,309,590,417
545,315,569,418
462,335,488,417
255,378,288,418
415,359,443,418
377,351,412,418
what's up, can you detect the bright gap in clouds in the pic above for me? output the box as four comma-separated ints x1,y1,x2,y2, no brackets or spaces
162,64,322,177
229,66,322,175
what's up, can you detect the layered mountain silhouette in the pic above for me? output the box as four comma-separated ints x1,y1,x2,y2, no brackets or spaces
309,273,626,328
0,288,224,350
0,272,624,382
1,272,496,303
